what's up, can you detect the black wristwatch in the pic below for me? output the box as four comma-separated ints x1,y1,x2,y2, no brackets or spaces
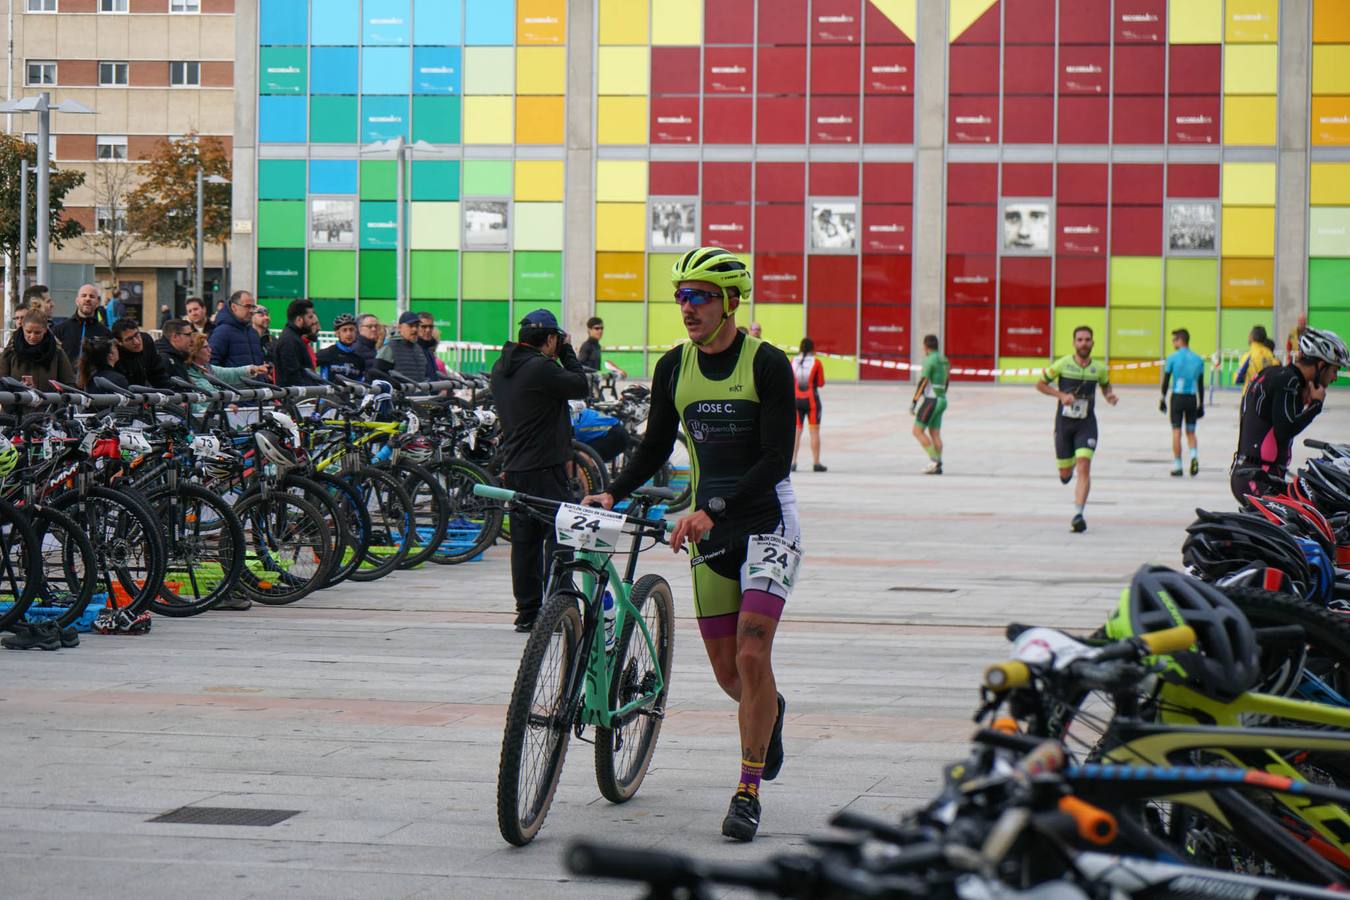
705,496,727,520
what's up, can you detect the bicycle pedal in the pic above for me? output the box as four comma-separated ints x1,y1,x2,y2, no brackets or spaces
638,706,666,721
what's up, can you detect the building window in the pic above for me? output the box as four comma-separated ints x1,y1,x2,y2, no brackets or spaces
25,61,56,86
170,0,200,11
95,206,127,234
23,133,57,161
98,62,128,86
25,0,57,11
96,135,128,161
99,0,127,10
170,62,200,87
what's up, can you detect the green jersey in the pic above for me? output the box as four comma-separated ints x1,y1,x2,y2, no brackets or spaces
1043,355,1110,421
920,352,949,398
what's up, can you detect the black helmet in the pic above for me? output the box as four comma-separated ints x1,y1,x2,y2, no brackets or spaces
333,313,358,329
1301,458,1350,516
1182,509,1315,597
1104,565,1259,701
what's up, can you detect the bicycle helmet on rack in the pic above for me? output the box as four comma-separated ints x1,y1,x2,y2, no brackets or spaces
1299,458,1350,517
254,428,297,471
1182,509,1315,598
394,433,434,464
1103,564,1259,701
1245,493,1337,553
1299,327,1350,368
0,435,18,480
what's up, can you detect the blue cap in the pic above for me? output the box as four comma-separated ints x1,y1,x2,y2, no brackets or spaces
398,311,421,326
520,308,562,333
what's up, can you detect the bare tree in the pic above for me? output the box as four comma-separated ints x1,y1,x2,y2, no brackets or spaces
81,161,152,295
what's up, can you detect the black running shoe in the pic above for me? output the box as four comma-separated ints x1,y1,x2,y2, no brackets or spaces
812,463,828,472
60,627,79,648
763,693,786,781
1071,514,1087,533
2,622,61,651
721,790,761,842
1190,458,1199,477
513,609,538,633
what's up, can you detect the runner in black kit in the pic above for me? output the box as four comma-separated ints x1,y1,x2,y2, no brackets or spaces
1231,327,1348,505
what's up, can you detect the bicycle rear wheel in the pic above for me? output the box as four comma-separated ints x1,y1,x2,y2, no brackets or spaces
235,491,333,605
305,471,368,588
51,486,166,615
344,466,413,582
391,460,450,569
282,473,353,590
25,505,97,629
595,574,674,803
0,499,43,630
146,484,247,617
498,589,585,846
428,458,503,565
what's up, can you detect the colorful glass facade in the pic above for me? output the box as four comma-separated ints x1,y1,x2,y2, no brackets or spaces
1310,0,1350,344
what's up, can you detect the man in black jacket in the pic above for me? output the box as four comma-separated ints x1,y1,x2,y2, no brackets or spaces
489,309,590,631
156,318,195,384
112,318,171,387
353,314,380,370
273,299,320,387
52,284,112,363
316,314,366,381
252,305,275,363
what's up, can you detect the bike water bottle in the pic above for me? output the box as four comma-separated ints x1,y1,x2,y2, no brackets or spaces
602,591,616,651
374,444,393,463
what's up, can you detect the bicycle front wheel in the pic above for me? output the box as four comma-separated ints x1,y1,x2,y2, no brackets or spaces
595,574,674,803
428,458,503,565
146,484,246,617
26,505,97,629
235,491,333,605
498,589,585,846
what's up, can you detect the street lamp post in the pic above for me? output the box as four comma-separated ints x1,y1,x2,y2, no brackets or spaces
195,169,229,301
360,137,442,318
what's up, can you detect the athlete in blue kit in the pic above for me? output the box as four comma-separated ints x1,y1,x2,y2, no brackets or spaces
1160,328,1207,477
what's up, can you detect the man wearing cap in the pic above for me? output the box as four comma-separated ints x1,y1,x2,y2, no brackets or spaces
252,304,275,365
209,290,267,369
375,311,438,381
490,309,591,631
316,314,367,381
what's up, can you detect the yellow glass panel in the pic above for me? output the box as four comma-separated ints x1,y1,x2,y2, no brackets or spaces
514,96,564,144
1221,206,1275,257
1221,163,1277,206
1225,0,1278,42
599,0,649,44
1312,163,1350,205
596,160,648,203
1223,95,1277,145
1223,44,1278,94
462,96,514,144
651,0,702,46
597,96,649,144
1313,96,1350,145
597,46,650,95
595,252,645,301
517,0,566,45
596,202,646,251
464,47,515,95
1314,0,1350,43
1221,258,1275,307
648,301,686,350
1314,45,1350,95
409,203,459,251
516,47,566,95
1169,0,1221,44
752,304,804,349
514,160,564,202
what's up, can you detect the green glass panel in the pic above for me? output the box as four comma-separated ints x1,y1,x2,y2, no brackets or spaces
411,160,460,201
307,250,356,298
1164,258,1218,310
461,300,510,344
414,300,458,338
309,95,358,143
462,159,512,196
360,201,399,249
412,96,461,144
359,250,397,299
647,253,680,305
1310,258,1350,310
313,299,356,327
410,250,460,300
1109,257,1164,308
1109,308,1162,358
259,159,307,200
593,300,645,345
1219,308,1273,353
462,252,510,299
1053,308,1107,357
606,351,643,378
257,248,305,297
259,46,307,95
512,251,562,300
1164,310,1217,358
257,200,306,248
358,299,397,323
360,160,397,201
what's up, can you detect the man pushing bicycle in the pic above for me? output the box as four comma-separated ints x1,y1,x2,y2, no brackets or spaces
584,247,799,842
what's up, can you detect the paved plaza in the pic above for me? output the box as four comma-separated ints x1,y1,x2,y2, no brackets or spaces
3,381,1349,899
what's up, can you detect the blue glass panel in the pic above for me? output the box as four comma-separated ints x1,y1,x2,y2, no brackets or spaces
414,0,462,44
259,96,308,143
361,95,410,142
311,0,360,44
465,0,513,45
361,47,412,94
360,201,399,249
311,160,359,195
310,47,359,94
259,0,307,44
363,0,411,45
412,47,461,94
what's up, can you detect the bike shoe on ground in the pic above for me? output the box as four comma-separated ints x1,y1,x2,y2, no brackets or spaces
216,594,252,611
1071,514,1087,533
763,693,786,781
94,608,152,635
2,622,62,651
721,790,761,842
60,626,79,648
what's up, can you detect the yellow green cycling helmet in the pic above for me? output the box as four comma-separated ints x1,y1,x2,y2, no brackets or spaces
671,247,753,346
0,436,17,480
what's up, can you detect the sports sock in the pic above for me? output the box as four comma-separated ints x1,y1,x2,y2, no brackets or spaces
738,759,765,798
1074,503,1085,517
1189,448,1198,461
924,444,939,461
1173,456,1183,470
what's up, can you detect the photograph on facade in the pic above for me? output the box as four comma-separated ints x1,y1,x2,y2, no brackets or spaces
464,200,510,249
1001,199,1051,254
810,200,858,251
649,200,697,251
1167,201,1217,253
310,199,355,248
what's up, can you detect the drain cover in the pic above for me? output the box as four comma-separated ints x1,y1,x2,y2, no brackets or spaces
149,806,300,827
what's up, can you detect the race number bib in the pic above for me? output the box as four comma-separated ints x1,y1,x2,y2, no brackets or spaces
746,534,802,593
554,502,627,552
1062,399,1089,420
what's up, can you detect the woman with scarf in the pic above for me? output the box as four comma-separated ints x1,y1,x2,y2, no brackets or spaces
0,309,76,390
77,336,130,390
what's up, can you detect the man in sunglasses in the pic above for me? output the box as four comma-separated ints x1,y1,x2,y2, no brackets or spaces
582,247,799,843
111,318,172,388
209,290,268,370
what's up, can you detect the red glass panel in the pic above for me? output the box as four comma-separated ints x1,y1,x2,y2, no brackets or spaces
1167,164,1220,198
1110,205,1162,256
1004,45,1055,94
1115,0,1165,43
703,97,753,144
863,162,913,203
701,204,751,252
755,253,804,303
810,162,859,196
1056,205,1108,256
863,96,914,143
1112,164,1163,205
706,0,753,43
1005,0,1056,43
811,0,862,44
757,47,807,94
702,162,752,202
948,96,998,144
948,163,997,203
1058,45,1109,95
1168,95,1220,145
949,45,1000,95
808,302,858,355
861,253,911,303
1000,257,1052,305
1000,306,1052,356
758,0,807,45
756,96,807,143
861,204,910,253
1057,96,1109,143
860,304,910,379
755,162,806,203
650,161,698,196
650,97,699,144
945,307,996,356
946,205,997,255
1113,45,1164,94
864,2,912,44
946,254,997,306
1112,95,1164,144
1002,163,1053,198
1002,96,1054,143
864,44,913,94
1060,0,1110,43
810,95,860,144
1168,45,1221,96
755,203,805,253
704,47,753,95
807,255,857,303
651,47,700,95
1057,164,1109,204
811,45,861,94
952,3,1000,44
1055,256,1107,307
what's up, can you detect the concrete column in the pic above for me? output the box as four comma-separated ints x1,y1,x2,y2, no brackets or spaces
230,0,259,296
1275,0,1312,344
561,0,595,337
911,0,947,376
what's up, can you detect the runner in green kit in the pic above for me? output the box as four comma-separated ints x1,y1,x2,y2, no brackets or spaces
910,334,948,474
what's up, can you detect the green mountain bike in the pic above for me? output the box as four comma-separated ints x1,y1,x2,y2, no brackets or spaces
473,484,677,846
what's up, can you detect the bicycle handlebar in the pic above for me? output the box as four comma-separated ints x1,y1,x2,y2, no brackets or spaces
472,483,674,532
983,625,1196,692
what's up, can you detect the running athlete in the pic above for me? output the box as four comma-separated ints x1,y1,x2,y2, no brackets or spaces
791,337,826,473
1231,327,1348,505
1160,328,1206,477
582,247,797,843
1035,325,1118,533
910,334,948,475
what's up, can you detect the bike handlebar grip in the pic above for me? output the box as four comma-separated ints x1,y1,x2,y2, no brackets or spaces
1057,796,1117,846
472,484,516,501
1139,625,1196,656
983,661,1030,692
1306,438,1330,450
565,842,691,883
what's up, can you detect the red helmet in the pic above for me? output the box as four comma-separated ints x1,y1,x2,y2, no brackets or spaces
1246,493,1337,550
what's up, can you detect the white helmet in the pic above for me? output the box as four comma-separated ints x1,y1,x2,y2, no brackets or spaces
1299,328,1350,368
254,428,296,470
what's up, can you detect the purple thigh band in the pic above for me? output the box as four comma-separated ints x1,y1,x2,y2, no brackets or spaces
697,612,738,640
741,589,786,620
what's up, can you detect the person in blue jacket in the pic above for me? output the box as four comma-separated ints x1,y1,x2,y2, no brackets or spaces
207,290,267,370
